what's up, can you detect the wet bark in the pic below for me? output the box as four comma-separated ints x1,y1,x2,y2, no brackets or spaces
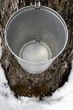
0,0,73,98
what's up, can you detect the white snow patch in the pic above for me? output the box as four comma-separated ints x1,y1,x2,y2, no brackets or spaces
0,48,73,110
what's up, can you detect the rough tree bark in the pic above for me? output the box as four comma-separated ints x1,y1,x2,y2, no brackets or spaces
0,0,73,98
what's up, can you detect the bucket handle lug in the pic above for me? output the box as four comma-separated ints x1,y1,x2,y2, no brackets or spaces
35,0,40,9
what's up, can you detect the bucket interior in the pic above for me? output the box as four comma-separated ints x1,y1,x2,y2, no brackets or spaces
6,6,66,62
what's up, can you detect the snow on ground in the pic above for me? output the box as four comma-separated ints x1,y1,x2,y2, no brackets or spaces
0,38,73,110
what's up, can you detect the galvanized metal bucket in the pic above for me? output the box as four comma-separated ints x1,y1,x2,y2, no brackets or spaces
5,2,68,74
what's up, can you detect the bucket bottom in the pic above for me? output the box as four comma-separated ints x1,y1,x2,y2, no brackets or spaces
19,40,52,62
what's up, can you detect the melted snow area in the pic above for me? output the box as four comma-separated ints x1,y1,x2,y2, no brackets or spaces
0,38,73,110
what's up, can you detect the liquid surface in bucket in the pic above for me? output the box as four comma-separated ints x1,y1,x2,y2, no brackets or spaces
19,40,52,62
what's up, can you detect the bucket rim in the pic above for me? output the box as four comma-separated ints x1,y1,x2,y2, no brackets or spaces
5,5,68,64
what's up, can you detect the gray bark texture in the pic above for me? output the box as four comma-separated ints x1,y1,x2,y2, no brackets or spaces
0,0,73,98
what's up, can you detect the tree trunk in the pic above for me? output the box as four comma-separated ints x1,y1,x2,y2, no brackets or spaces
0,0,73,98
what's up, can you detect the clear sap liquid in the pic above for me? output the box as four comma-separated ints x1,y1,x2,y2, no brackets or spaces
19,40,52,62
